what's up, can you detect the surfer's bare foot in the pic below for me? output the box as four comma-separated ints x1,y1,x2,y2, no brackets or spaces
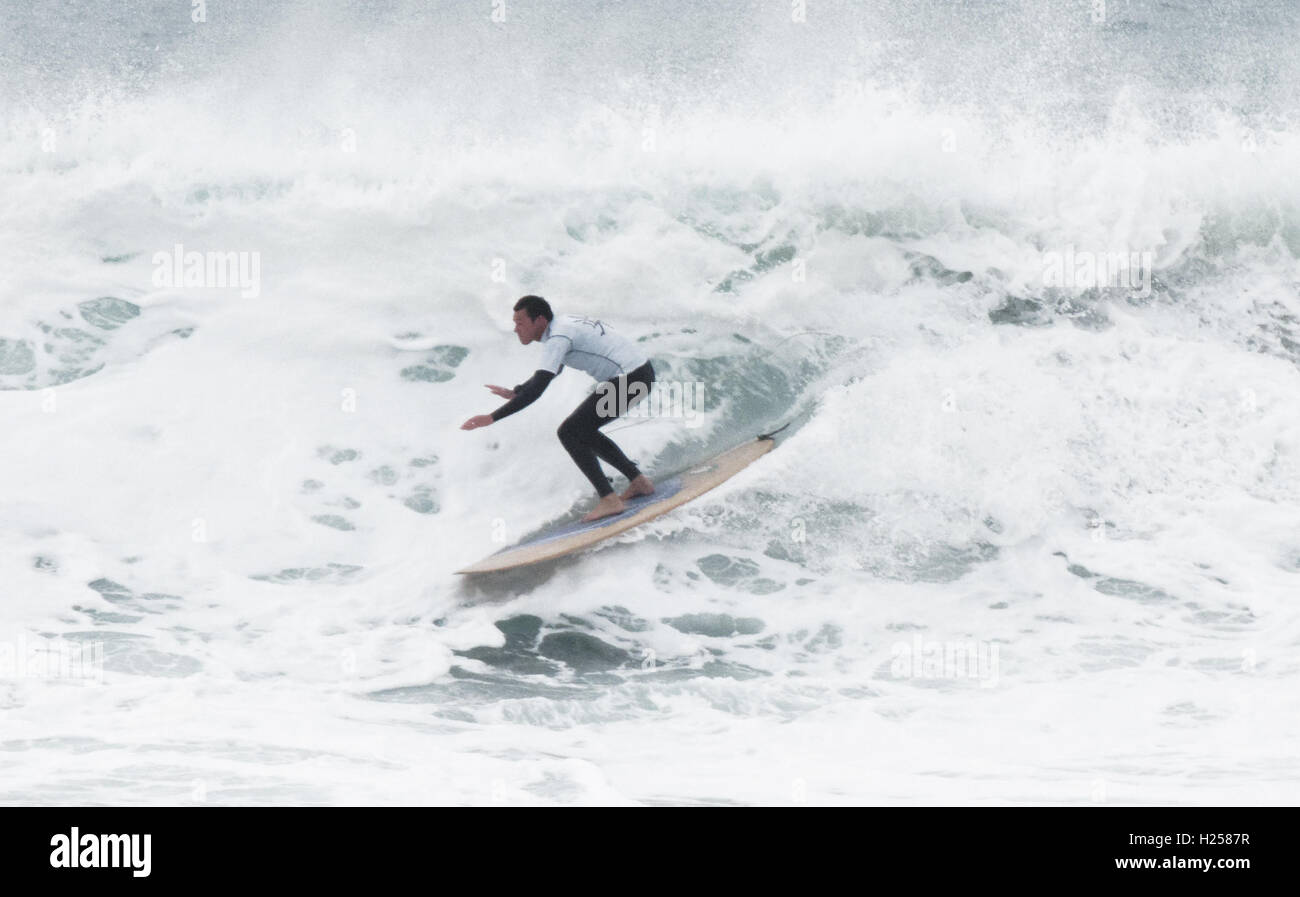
581,494,626,522
620,474,654,500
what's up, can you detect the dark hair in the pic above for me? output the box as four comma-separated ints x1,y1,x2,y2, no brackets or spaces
513,295,553,321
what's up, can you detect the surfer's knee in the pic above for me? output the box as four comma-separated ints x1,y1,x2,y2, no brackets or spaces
556,416,580,445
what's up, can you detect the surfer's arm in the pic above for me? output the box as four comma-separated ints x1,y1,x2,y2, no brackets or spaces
489,369,556,421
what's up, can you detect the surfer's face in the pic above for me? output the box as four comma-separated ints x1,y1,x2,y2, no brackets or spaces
512,309,547,344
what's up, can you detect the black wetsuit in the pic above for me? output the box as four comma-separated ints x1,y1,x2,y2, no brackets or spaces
491,361,656,497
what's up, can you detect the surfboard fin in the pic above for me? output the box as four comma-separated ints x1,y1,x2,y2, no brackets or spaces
758,422,791,440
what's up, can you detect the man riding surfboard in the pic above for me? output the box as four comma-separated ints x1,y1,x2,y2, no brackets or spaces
460,296,656,522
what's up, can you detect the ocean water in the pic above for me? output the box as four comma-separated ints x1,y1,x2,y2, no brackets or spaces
1,0,1298,805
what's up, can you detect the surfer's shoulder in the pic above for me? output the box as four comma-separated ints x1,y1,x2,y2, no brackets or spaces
547,314,579,338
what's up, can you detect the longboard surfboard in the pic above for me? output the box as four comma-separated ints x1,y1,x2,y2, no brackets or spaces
455,427,785,574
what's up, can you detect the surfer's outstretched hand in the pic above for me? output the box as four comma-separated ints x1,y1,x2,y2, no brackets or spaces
461,415,494,430
485,384,515,399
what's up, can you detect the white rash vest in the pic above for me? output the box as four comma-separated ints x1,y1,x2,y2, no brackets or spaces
537,313,648,382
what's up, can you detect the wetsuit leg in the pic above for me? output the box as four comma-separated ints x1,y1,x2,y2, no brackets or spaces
556,362,655,497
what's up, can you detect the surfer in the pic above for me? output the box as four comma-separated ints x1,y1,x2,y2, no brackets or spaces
461,295,657,521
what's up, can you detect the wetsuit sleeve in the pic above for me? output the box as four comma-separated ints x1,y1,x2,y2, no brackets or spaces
490,369,557,421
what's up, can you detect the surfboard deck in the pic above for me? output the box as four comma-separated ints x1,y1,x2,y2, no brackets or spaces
455,432,780,574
